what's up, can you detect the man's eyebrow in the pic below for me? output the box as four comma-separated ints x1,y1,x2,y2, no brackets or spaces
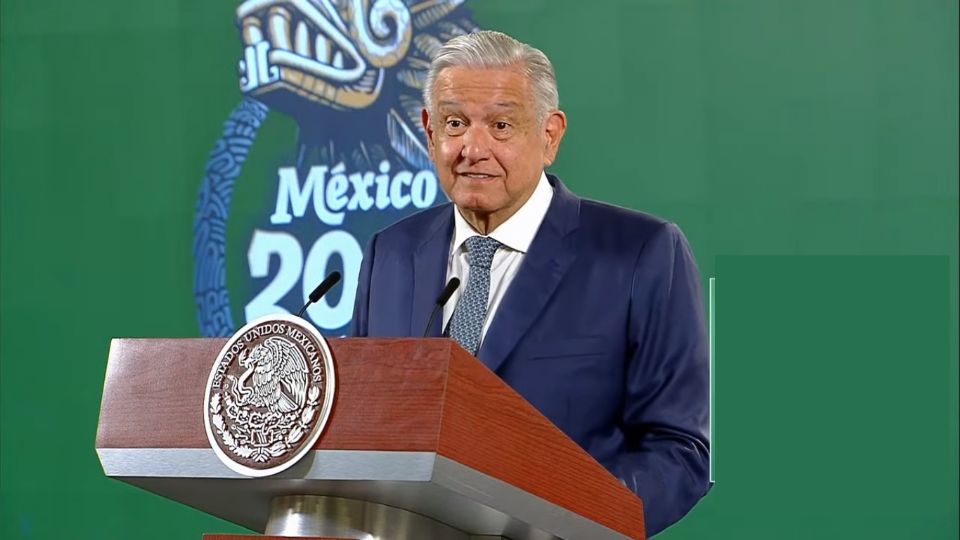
436,100,523,111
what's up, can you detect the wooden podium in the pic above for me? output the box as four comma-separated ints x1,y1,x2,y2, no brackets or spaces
96,337,646,539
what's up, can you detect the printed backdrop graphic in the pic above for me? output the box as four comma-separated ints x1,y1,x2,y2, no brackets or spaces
194,0,478,336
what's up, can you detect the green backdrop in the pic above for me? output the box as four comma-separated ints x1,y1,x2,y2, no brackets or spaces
1,0,957,538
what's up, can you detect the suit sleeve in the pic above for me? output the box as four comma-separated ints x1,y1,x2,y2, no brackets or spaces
350,232,378,337
614,222,711,536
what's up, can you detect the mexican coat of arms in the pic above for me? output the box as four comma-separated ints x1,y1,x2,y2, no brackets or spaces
203,314,336,477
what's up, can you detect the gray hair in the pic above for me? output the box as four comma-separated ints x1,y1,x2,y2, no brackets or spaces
423,30,560,120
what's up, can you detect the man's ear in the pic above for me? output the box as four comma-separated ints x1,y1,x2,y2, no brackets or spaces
421,108,436,153
542,110,567,167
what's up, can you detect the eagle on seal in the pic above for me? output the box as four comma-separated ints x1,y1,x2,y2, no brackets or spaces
230,336,310,414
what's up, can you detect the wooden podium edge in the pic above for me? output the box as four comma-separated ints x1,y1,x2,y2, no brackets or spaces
437,345,646,539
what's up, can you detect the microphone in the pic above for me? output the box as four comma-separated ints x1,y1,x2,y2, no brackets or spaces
296,271,342,318
422,277,461,337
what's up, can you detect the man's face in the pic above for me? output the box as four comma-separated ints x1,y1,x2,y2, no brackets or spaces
422,66,566,232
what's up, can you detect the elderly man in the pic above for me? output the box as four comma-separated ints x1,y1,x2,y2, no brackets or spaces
352,30,710,535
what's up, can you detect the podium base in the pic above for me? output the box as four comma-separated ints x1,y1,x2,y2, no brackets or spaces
264,495,499,539
204,536,350,540
205,537,507,540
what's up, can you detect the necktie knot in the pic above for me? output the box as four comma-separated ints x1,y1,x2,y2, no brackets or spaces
465,235,501,270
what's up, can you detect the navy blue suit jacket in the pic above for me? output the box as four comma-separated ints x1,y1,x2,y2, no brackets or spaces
352,175,710,535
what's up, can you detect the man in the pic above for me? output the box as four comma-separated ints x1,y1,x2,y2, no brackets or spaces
352,30,710,535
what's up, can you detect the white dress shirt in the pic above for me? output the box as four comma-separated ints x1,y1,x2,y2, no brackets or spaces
442,172,554,340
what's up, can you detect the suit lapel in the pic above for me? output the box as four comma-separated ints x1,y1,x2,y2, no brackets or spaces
410,205,455,337
477,175,581,372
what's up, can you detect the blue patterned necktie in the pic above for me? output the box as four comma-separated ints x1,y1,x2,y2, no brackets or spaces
449,235,502,355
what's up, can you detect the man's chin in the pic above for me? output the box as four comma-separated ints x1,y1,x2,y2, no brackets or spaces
449,188,488,208
452,194,498,213
450,196,501,224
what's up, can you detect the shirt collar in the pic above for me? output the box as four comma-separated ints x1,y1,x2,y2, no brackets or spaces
451,171,554,255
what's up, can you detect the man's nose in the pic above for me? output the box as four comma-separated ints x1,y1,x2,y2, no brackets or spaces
460,126,492,161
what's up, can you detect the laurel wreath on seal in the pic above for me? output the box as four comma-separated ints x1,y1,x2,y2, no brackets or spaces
209,385,321,463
